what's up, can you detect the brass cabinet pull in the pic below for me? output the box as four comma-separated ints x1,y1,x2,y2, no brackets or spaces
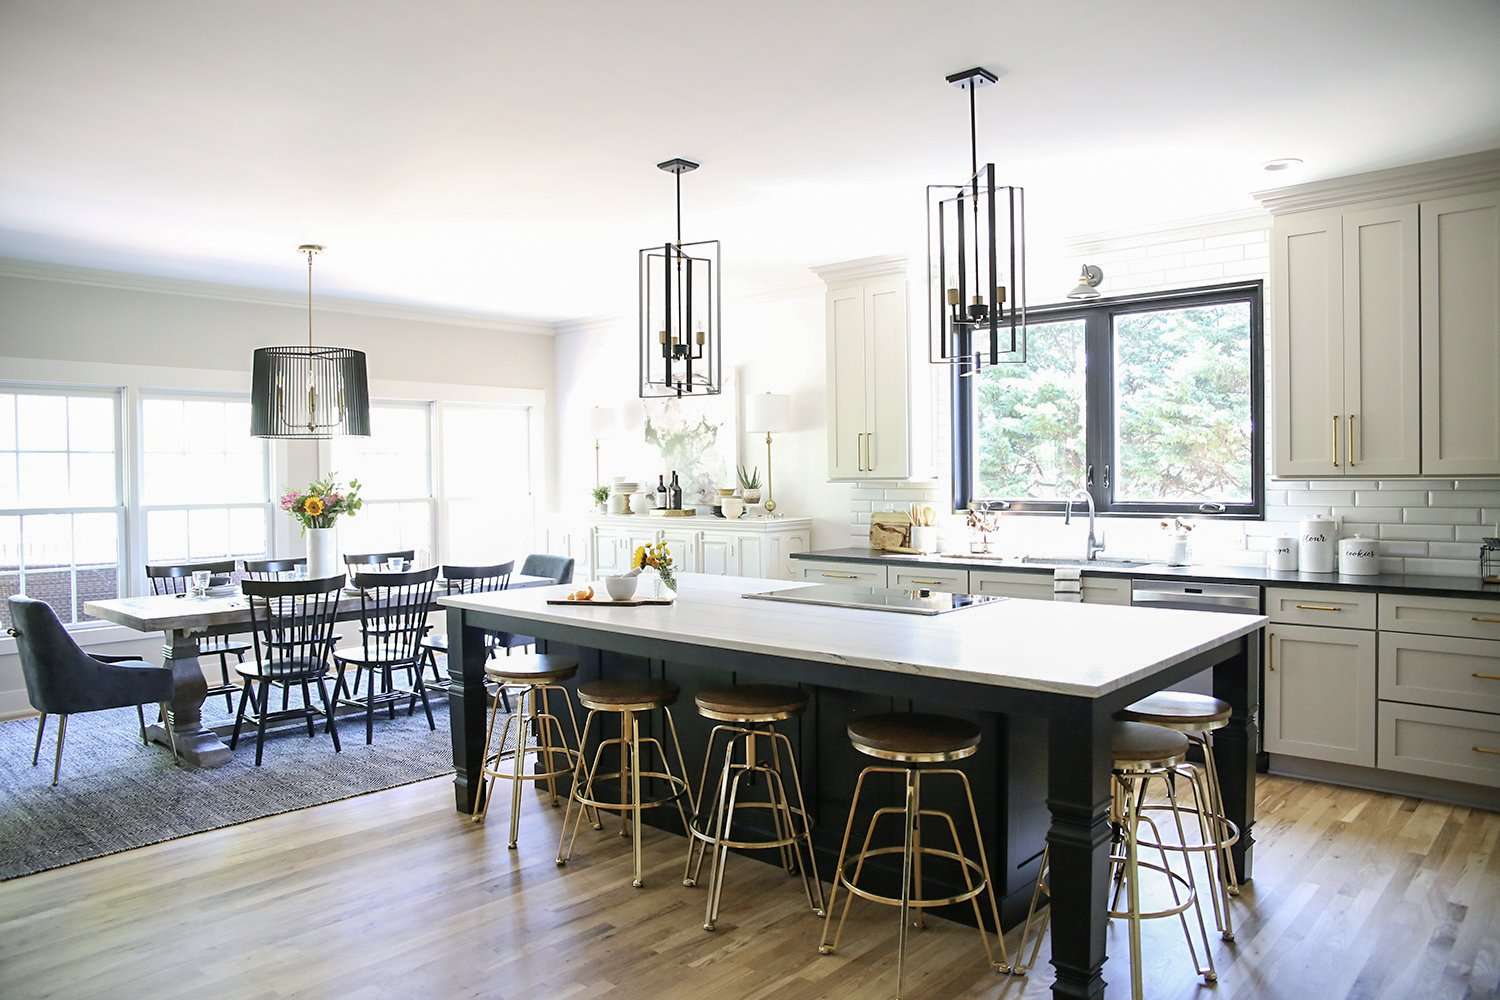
1472,615,1500,624
1332,414,1340,467
1295,603,1343,612
820,571,859,580
1472,672,1500,681
908,578,945,586
856,433,866,472
1473,746,1500,756
1268,633,1275,671
868,432,876,472
1348,413,1357,466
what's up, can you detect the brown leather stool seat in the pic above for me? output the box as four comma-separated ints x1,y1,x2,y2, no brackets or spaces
576,678,679,712
1117,691,1231,732
848,712,982,763
1111,721,1190,766
695,683,807,722
484,653,577,685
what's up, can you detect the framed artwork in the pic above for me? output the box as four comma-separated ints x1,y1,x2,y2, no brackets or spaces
638,367,739,507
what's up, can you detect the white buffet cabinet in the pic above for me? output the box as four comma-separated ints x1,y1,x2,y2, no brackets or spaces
587,514,812,581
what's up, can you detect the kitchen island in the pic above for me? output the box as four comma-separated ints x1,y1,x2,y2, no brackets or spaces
440,574,1265,1000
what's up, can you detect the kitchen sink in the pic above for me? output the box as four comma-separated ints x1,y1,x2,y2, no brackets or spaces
1019,556,1152,570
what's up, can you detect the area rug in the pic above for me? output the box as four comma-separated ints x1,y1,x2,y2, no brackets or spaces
0,694,508,881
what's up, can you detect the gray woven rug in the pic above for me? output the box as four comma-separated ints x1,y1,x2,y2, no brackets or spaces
0,693,505,881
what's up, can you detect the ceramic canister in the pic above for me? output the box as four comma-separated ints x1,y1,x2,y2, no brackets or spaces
1267,536,1298,572
1339,533,1380,576
1298,517,1338,574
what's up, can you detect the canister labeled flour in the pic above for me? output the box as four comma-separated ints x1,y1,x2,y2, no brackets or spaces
1298,517,1338,574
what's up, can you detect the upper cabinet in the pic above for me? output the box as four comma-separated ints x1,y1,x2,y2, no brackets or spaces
1420,191,1500,475
1263,152,1500,479
818,257,913,481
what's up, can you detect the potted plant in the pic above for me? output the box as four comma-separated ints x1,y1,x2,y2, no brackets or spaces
1159,517,1194,566
737,464,762,505
591,484,610,513
630,539,676,598
281,475,362,579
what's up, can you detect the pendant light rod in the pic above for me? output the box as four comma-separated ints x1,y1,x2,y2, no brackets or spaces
298,243,324,350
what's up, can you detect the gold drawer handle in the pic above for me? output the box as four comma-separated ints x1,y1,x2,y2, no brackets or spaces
1473,746,1500,756
1295,603,1343,612
1474,672,1500,681
1472,615,1500,624
908,578,946,586
820,572,859,580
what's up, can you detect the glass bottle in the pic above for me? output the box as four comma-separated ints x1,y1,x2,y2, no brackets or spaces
656,474,668,510
669,471,682,510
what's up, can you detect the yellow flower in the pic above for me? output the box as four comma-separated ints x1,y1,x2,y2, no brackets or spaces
303,495,325,517
631,545,646,570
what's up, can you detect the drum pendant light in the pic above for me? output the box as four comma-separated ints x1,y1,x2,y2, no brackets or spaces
250,245,371,438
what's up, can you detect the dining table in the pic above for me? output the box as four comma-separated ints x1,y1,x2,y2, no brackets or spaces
84,573,554,767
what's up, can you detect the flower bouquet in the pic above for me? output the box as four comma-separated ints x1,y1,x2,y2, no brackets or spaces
281,475,363,531
631,539,676,595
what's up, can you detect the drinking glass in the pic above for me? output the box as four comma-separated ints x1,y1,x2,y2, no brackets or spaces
386,556,405,573
191,569,212,597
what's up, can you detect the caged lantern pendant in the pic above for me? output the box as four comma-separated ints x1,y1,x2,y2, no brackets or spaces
639,158,722,399
927,66,1027,374
250,245,370,439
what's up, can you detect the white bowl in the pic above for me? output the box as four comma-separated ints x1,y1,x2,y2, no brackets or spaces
603,575,639,601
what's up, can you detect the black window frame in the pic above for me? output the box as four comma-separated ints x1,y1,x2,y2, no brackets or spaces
952,280,1265,519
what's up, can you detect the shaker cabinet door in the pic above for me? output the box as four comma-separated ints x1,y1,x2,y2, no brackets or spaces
1421,190,1500,475
827,284,869,479
864,272,910,479
1273,210,1345,477
1264,623,1376,767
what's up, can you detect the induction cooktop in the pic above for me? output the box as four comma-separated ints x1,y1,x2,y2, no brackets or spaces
743,584,1003,616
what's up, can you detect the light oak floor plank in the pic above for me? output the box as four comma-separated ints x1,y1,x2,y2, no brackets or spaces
0,773,1495,999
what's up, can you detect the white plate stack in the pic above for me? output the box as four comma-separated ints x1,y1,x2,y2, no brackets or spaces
608,480,640,515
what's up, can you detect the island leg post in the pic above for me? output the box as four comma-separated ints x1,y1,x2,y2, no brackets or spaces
1045,703,1112,1000
448,609,491,814
1213,631,1259,880
147,628,231,767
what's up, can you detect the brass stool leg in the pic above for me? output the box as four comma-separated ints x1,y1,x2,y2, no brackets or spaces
556,710,600,865
662,707,697,834
818,767,874,955
538,686,559,806
472,683,507,821
619,709,632,840
628,710,645,887
555,685,599,828
952,768,1010,973
771,729,826,916
1121,773,1146,1000
705,738,750,928
1201,735,1242,897
683,724,736,888
1162,769,1217,983
895,768,918,1000
1013,844,1049,975
697,730,743,925
507,685,531,849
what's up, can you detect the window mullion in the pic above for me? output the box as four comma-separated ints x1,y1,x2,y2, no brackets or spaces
1084,311,1111,513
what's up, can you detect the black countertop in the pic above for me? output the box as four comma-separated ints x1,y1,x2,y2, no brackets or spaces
792,547,1500,600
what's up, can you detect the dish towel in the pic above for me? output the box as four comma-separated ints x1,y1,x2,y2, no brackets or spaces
1053,567,1082,602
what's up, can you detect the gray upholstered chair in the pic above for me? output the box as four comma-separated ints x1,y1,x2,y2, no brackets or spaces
497,554,575,653
7,595,176,786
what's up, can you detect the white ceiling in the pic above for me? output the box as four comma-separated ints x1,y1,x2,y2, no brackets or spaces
2,0,1498,325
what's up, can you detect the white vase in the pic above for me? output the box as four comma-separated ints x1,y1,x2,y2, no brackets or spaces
306,526,339,581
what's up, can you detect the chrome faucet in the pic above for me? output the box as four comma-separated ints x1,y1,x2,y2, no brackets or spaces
1064,491,1106,561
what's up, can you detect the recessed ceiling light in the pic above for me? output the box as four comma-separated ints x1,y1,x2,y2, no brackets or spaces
1262,157,1304,173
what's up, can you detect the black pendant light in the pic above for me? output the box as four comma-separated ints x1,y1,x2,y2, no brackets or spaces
250,245,371,439
926,67,1027,373
639,158,722,398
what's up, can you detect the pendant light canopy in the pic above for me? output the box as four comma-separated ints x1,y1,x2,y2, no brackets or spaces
250,245,371,439
639,158,722,399
926,67,1027,374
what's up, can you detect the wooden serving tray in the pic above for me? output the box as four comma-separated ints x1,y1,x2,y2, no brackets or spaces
546,597,675,607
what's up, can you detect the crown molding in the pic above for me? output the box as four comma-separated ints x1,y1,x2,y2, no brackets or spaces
1064,208,1269,256
809,254,909,285
1253,149,1500,215
0,257,559,336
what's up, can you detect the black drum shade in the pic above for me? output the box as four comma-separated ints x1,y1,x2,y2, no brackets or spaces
250,345,370,438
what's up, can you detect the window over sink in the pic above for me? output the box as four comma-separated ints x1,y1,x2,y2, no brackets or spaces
954,281,1264,518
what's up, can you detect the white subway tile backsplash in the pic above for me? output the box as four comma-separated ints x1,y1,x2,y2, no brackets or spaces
1428,541,1485,560
849,488,884,501
1381,479,1453,490
1457,525,1500,542
1377,540,1429,558
1453,480,1500,490
1148,238,1204,257
1333,506,1402,523
1267,504,1328,520
1358,490,1426,506
1403,557,1480,577
1204,231,1268,249
1183,246,1245,267
1287,490,1352,506
1405,508,1481,524
1378,523,1455,541
1429,490,1500,507
1379,557,1406,574
1309,479,1376,491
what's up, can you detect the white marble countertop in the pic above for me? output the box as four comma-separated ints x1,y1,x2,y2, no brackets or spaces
439,573,1266,699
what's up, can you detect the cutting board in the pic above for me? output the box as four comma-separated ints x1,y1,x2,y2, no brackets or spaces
870,512,918,553
546,597,675,607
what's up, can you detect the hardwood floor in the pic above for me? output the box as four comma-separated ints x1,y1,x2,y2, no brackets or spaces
0,772,1495,999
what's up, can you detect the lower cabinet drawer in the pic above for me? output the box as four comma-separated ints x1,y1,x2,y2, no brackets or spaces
1377,702,1500,789
969,569,1054,601
1378,631,1500,715
1265,587,1377,629
1378,593,1500,641
795,560,888,586
889,566,970,593
1081,576,1131,606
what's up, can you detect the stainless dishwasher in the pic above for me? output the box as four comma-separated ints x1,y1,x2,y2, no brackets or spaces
1131,579,1260,696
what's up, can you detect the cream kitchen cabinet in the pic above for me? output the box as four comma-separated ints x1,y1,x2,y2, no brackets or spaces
1264,622,1377,767
819,258,912,481
966,568,1128,605
588,516,812,582
1271,203,1420,477
794,559,888,586
1263,155,1500,479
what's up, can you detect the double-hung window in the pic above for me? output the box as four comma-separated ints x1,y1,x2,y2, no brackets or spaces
955,281,1264,517
140,394,272,566
437,403,534,564
330,402,434,558
0,387,124,629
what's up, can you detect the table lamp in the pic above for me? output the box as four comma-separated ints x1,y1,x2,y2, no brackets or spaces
745,392,792,513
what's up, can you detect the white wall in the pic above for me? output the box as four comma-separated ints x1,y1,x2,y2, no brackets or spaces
0,267,556,717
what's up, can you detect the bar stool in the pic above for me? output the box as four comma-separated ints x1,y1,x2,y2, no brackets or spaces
1015,722,1217,1000
471,653,586,849
1116,691,1240,940
817,712,1009,999
682,684,824,930
555,678,694,888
